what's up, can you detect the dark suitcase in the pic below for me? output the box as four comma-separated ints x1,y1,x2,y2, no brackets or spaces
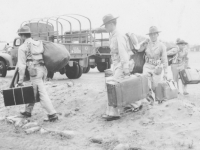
179,69,200,84
106,74,148,107
2,86,38,107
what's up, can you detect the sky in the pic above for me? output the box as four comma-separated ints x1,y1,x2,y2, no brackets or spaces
0,0,200,45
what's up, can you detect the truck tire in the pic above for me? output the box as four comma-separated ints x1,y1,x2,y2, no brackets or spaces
108,62,111,69
83,66,90,73
76,64,83,78
97,62,107,72
90,65,96,69
47,71,54,79
0,60,7,77
65,62,79,79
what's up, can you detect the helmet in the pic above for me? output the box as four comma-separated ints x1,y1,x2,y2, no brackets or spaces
17,26,31,35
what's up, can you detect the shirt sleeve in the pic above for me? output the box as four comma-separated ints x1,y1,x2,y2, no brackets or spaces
167,47,178,55
161,44,168,72
117,36,130,69
17,46,26,83
137,40,148,52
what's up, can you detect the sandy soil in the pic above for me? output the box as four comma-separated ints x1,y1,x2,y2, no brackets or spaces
0,52,200,150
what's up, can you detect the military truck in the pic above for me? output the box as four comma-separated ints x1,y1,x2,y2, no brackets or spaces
0,41,19,77
88,28,111,72
9,14,111,79
12,14,97,79
65,27,111,73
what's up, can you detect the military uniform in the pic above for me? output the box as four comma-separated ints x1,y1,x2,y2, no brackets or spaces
18,38,57,116
168,47,189,82
143,40,168,102
168,46,189,93
105,29,133,116
110,29,132,78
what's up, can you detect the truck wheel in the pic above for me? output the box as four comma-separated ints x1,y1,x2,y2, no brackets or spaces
108,62,111,69
83,66,90,73
47,71,54,79
97,62,107,72
76,64,83,78
90,65,96,69
65,62,79,79
0,60,7,77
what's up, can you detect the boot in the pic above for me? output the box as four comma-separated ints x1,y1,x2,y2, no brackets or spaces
20,111,32,118
44,114,58,122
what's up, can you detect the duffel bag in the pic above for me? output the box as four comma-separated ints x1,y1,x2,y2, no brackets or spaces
43,41,70,72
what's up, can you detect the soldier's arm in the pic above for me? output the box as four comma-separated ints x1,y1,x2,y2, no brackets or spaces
17,47,26,84
161,44,168,73
137,39,149,52
117,36,130,69
167,47,178,56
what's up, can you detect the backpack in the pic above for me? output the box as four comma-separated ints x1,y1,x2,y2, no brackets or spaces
28,40,44,60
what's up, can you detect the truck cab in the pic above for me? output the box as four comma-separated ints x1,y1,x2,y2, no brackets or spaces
0,39,20,77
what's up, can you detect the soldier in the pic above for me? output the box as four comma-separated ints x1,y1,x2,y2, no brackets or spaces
140,26,168,103
101,14,134,121
17,26,58,122
167,39,189,95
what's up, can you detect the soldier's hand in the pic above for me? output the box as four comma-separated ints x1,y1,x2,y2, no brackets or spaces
163,73,168,80
16,83,24,87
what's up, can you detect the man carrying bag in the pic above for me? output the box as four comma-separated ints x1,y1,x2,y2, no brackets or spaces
17,26,58,122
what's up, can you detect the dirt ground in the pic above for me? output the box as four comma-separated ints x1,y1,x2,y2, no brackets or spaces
1,52,200,150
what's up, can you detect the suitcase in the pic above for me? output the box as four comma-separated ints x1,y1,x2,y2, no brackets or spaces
106,74,149,107
2,86,39,107
179,69,200,84
155,80,178,101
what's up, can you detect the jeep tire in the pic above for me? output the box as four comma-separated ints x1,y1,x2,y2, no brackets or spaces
0,60,7,77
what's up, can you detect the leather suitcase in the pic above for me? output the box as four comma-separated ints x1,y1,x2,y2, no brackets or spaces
155,80,178,101
179,69,200,84
106,74,149,107
2,86,39,107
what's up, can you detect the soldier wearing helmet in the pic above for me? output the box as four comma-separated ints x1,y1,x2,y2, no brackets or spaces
17,26,58,122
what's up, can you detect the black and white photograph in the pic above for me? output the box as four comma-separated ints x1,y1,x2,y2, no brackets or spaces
0,0,200,149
